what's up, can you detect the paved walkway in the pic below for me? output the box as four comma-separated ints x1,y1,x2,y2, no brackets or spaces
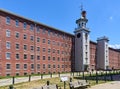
89,81,120,89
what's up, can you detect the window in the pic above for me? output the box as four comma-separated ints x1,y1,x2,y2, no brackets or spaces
53,65,56,68
30,36,34,41
52,41,55,45
16,43,19,49
43,56,45,60
37,64,40,69
30,24,34,31
53,57,55,61
31,55,34,60
48,64,51,68
16,64,20,69
57,65,60,68
6,30,11,37
15,32,19,38
23,22,27,29
42,28,46,34
16,54,19,59
53,49,55,53
6,64,11,69
57,50,60,54
24,54,27,59
37,47,40,51
24,45,27,50
43,64,45,69
23,34,27,39
6,42,11,49
31,46,34,51
6,16,10,24
43,48,46,52
36,26,40,33
48,56,50,60
37,37,40,42
48,49,51,53
48,40,50,44
42,39,45,43
48,30,51,35
31,64,34,69
37,56,40,60
16,20,19,27
24,64,27,69
6,52,11,59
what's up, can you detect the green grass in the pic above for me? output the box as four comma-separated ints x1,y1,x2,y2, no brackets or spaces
0,76,108,89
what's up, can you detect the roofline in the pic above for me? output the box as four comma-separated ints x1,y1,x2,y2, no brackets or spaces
109,47,120,52
90,40,97,44
0,8,74,36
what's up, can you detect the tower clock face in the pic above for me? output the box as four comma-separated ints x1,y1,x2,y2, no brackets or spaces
77,33,81,38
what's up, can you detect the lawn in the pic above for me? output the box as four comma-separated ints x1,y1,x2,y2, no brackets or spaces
0,76,106,89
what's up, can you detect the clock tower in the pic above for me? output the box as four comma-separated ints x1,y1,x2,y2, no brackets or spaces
74,10,90,71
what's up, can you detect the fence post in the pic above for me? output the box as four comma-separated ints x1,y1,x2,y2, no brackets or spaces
12,76,15,85
29,75,31,82
59,72,60,77
50,73,52,78
73,72,74,77
82,71,84,79
110,71,113,81
9,85,14,89
41,74,43,79
96,71,98,84
79,72,80,76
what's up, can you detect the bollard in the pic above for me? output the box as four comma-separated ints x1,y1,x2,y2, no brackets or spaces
73,72,74,77
29,75,31,82
90,72,91,77
41,74,43,79
79,72,80,76
50,73,52,78
47,81,50,85
70,77,72,82
110,71,113,81
82,71,84,79
96,71,98,84
9,85,14,89
12,77,15,85
58,72,60,77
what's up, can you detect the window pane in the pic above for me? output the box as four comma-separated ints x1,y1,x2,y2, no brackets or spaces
6,17,10,24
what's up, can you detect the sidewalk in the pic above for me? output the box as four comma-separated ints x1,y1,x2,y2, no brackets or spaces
89,81,120,89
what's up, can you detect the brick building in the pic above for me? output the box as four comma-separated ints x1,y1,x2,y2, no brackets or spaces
0,9,120,76
0,9,74,76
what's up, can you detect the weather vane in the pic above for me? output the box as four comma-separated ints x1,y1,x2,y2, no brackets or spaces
81,3,83,12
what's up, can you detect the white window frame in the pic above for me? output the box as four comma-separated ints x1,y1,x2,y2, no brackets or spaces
6,41,11,49
6,52,11,59
6,30,11,37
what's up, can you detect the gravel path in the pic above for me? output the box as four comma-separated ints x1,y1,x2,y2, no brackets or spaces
89,81,120,89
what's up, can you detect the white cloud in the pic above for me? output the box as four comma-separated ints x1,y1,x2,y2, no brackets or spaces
109,44,120,49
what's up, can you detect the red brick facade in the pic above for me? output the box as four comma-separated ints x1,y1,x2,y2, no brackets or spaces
0,9,120,76
0,9,74,76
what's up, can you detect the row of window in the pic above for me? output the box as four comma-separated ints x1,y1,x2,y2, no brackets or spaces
6,41,71,54
6,52,70,61
6,64,71,69
6,17,72,41
6,30,71,47
6,42,71,55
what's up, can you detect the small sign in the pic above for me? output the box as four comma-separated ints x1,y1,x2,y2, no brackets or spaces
60,76,69,82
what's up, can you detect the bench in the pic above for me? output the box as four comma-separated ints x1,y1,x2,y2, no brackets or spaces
69,80,90,89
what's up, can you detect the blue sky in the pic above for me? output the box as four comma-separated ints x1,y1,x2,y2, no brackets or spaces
0,0,120,47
